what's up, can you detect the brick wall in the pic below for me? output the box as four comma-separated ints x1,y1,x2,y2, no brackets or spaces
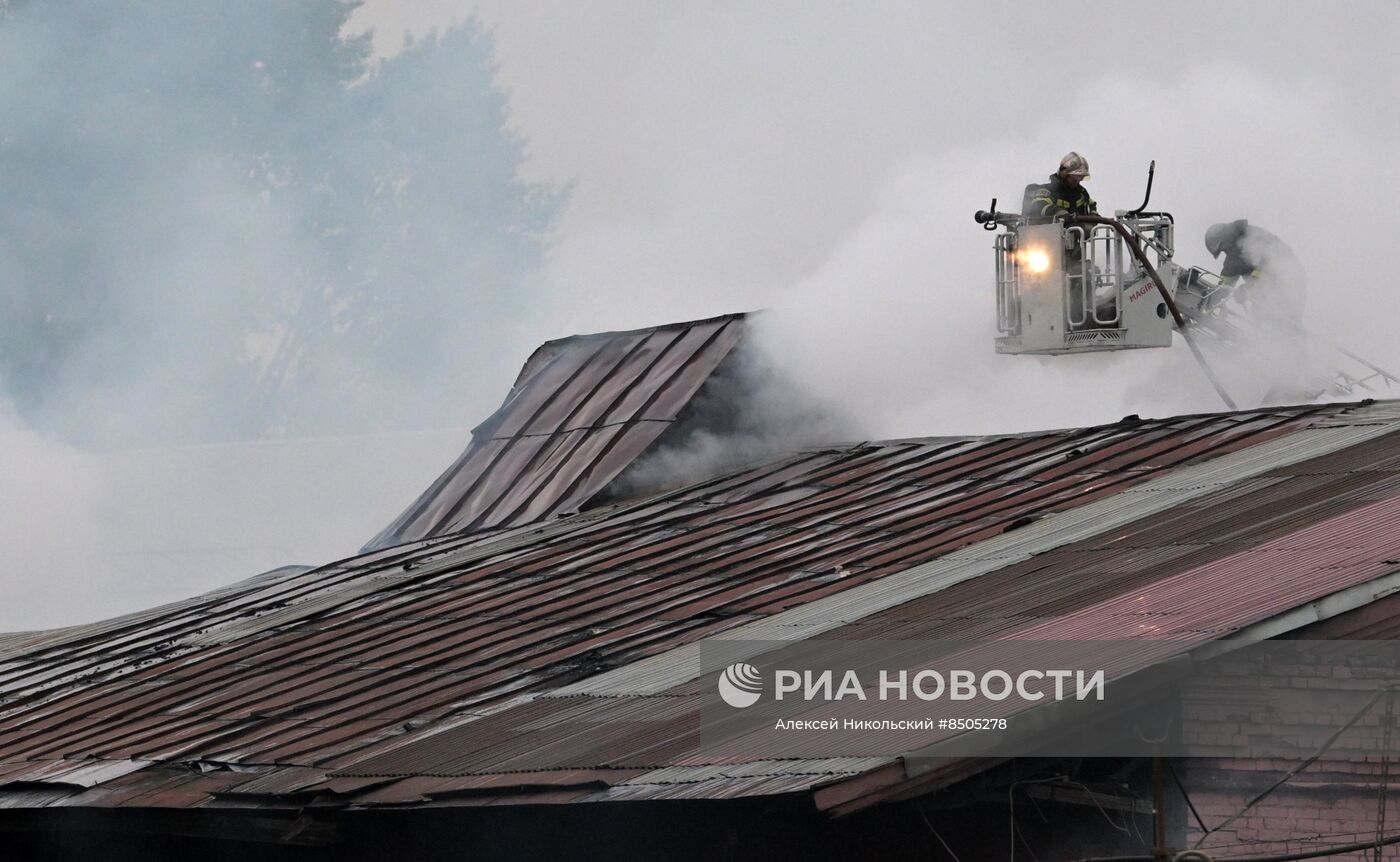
1172,640,1400,861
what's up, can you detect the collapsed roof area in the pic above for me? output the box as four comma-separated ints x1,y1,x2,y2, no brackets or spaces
365,312,754,549
4,313,1400,860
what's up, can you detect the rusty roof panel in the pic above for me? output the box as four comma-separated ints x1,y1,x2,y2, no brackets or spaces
555,417,1389,698
213,767,328,797
337,696,700,778
586,774,838,802
0,397,1397,812
366,314,748,548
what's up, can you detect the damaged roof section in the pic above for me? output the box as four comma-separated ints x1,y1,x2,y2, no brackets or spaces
4,400,1397,816
4,290,1400,826
365,312,750,550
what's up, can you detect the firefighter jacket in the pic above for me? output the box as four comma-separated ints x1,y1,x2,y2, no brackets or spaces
1215,221,1308,319
1021,174,1097,220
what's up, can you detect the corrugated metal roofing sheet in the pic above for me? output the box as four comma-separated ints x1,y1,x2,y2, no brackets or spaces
365,313,749,549
556,417,1398,696
0,393,1397,814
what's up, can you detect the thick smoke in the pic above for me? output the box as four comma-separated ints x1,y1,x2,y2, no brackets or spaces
0,2,556,629
391,3,1398,441
604,339,863,501
0,398,466,629
0,2,555,445
9,2,1400,629
740,69,1400,439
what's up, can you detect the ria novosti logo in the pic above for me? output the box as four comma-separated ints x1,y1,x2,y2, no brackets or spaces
717,662,764,708
716,664,1106,709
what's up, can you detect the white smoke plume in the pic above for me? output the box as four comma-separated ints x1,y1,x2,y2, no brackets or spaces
603,340,864,500
0,3,554,629
0,394,469,630
8,2,1399,628
751,68,1400,439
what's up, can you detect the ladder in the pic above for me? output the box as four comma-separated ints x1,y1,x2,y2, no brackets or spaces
1176,270,1400,406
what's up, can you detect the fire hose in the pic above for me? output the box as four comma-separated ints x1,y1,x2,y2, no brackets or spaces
1067,215,1239,410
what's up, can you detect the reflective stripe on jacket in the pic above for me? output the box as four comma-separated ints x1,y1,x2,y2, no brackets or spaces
1021,173,1096,219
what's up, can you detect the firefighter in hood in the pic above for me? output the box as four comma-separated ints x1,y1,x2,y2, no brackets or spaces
1204,219,1307,321
1022,152,1097,220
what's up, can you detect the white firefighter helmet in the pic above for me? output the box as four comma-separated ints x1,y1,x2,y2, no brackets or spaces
1205,220,1247,258
1058,151,1090,181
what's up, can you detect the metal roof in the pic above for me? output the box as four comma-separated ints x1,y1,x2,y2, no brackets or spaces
2,376,1400,816
553,415,1399,696
364,313,750,550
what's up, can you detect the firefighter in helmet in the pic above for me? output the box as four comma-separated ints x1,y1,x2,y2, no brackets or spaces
1204,219,1307,322
1022,152,1097,220
1023,152,1101,326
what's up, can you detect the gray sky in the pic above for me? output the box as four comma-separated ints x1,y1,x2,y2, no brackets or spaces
5,2,1398,630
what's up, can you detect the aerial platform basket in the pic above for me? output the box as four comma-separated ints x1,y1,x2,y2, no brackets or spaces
979,211,1184,356
973,160,1399,409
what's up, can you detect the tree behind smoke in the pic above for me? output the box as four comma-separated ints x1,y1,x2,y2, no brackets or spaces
0,0,558,447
